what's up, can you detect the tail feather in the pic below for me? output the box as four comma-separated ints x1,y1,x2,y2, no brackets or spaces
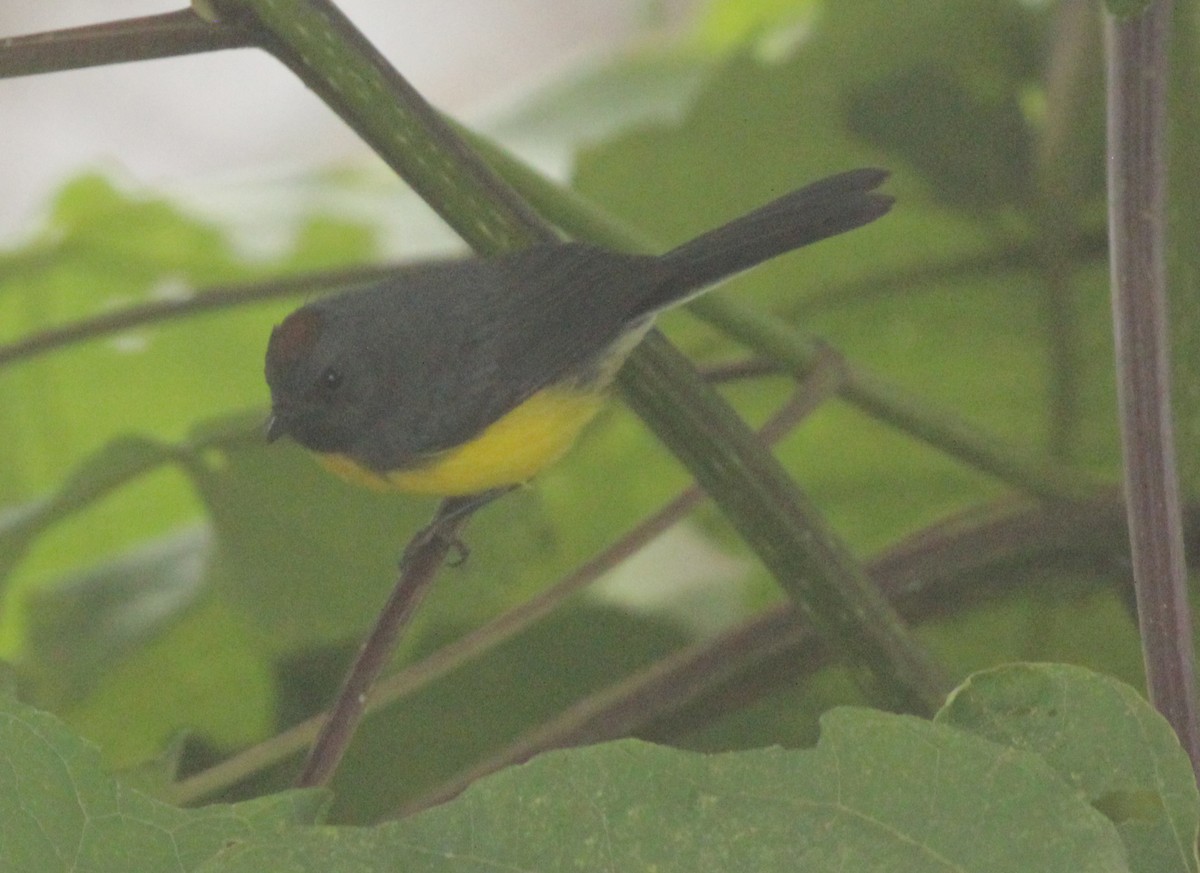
646,168,892,311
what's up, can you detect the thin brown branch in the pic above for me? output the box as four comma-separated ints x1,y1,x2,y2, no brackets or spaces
0,9,252,79
296,493,494,787
0,263,400,370
293,362,845,789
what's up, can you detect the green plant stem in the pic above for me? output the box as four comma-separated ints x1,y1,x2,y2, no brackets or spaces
1105,0,1200,775
621,333,949,714
209,0,549,254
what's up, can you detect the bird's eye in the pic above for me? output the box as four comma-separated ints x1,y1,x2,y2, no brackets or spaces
319,366,343,391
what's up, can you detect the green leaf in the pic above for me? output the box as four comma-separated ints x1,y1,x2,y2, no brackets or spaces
0,172,378,645
0,694,325,873
2,691,1132,872
210,709,1130,871
196,436,428,654
22,526,210,707
694,0,818,52
938,663,1200,873
61,594,276,768
485,54,710,159
0,436,180,591
845,64,1035,212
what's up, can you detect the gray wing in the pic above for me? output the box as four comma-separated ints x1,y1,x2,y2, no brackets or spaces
335,244,659,469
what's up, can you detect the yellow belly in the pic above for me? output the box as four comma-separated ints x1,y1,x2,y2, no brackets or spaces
318,386,606,496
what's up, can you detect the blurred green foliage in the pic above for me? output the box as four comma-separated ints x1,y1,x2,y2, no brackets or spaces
1,0,1196,866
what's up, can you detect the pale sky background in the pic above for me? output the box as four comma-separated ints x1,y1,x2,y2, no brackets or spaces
0,1,698,246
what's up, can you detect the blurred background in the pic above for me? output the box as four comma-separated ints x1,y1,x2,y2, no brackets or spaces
0,1,698,244
5,3,1180,848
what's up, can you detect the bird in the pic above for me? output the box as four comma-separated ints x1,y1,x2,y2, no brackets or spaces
264,168,892,496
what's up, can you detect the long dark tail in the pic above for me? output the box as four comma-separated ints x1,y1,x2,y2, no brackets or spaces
645,168,892,311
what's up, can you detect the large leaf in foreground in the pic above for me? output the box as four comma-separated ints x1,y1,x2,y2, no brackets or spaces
1,688,1132,872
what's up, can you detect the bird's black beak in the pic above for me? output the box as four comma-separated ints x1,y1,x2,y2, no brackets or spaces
265,413,287,443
